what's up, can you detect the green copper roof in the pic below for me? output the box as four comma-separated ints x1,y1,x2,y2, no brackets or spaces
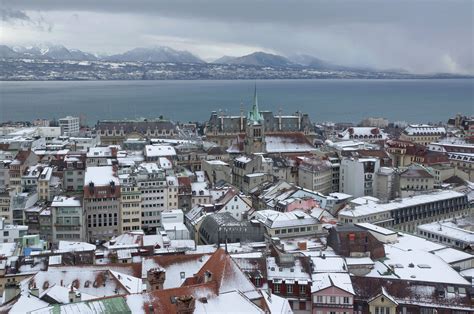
248,84,263,125
39,297,132,314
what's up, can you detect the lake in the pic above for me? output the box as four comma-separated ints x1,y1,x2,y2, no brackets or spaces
0,79,473,125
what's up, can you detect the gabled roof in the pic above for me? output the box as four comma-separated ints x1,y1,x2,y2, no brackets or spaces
368,286,398,305
185,249,258,295
311,272,354,295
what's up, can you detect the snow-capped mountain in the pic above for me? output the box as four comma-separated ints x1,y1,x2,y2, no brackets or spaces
213,52,296,67
106,47,205,64
3,44,98,61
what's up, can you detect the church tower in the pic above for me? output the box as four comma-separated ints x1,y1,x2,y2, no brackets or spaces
244,84,265,154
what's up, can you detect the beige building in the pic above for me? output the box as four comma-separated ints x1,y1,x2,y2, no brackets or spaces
368,288,398,314
0,192,11,223
298,157,333,194
398,165,435,198
399,124,446,146
120,184,142,232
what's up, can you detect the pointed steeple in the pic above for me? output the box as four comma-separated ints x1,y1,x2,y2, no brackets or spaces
248,82,263,124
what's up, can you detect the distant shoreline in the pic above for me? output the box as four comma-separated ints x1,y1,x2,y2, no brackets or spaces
2,76,473,82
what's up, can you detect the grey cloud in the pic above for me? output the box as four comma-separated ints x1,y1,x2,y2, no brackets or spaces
1,8,31,22
1,8,53,32
1,0,472,74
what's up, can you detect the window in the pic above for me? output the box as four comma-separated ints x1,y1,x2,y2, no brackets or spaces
330,296,336,303
316,295,323,303
299,285,306,294
254,277,261,287
287,284,293,294
273,283,280,293
343,296,350,304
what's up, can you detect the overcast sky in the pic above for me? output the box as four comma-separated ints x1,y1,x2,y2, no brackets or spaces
1,0,473,74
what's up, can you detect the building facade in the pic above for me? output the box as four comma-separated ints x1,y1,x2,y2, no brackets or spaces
51,196,84,243
83,166,121,242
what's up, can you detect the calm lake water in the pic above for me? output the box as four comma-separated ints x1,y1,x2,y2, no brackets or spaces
0,79,473,125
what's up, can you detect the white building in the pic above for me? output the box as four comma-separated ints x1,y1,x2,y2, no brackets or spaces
339,157,380,197
160,209,190,240
135,163,169,232
0,218,28,243
58,116,80,136
254,209,321,238
417,219,474,250
338,190,470,233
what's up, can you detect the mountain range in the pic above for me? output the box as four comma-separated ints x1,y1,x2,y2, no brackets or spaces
0,43,383,72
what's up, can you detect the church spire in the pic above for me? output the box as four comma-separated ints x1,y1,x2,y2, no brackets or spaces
248,82,263,124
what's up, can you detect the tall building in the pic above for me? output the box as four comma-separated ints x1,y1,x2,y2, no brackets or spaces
340,157,380,197
51,196,85,243
58,116,80,136
119,175,142,233
244,86,266,154
84,166,121,242
134,163,169,233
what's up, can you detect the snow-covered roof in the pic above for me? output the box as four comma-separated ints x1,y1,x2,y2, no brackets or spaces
51,196,81,207
338,127,388,140
345,257,375,266
356,223,396,236
57,241,96,252
141,254,211,289
87,147,113,158
417,220,474,244
205,160,229,166
255,209,319,229
365,243,470,285
144,145,176,157
311,272,354,294
0,242,17,257
5,293,49,313
392,233,446,252
261,290,292,314
158,157,172,169
265,134,316,153
84,166,119,186
191,181,210,196
404,124,446,136
235,156,252,163
310,256,347,273
339,190,465,218
431,247,474,264
109,270,145,294
266,257,311,283
22,266,139,299
39,285,96,304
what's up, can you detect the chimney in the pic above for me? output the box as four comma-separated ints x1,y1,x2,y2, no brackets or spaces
147,268,166,291
30,283,39,298
3,283,21,304
68,285,75,303
176,295,196,314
